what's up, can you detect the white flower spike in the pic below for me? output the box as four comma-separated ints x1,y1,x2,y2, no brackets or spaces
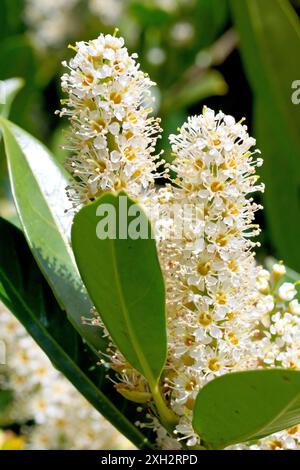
58,33,162,207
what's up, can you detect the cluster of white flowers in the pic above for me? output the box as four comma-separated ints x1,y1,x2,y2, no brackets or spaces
145,108,264,446
0,303,133,450
24,0,80,48
24,0,194,49
89,0,126,25
60,34,300,450
149,111,300,449
24,0,125,48
58,33,162,207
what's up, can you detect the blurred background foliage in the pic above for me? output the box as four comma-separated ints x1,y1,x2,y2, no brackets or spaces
0,0,300,267
0,0,300,450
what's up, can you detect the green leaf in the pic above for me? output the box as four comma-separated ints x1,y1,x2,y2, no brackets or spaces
162,70,227,113
231,0,300,270
195,0,230,49
0,78,24,118
255,101,300,270
0,116,103,351
0,216,152,449
0,0,24,40
0,388,14,426
71,193,167,385
0,35,42,136
193,369,300,449
130,2,172,28
0,390,13,415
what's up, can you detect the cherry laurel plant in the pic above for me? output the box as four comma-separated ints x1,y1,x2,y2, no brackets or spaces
1,32,300,452
55,33,300,450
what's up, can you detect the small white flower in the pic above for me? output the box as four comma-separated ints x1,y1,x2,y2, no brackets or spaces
272,263,286,279
278,282,297,301
258,268,271,281
256,277,270,294
289,299,300,315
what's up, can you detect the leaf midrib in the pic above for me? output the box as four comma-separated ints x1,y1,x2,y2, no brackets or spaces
0,117,77,273
108,236,158,388
205,378,300,449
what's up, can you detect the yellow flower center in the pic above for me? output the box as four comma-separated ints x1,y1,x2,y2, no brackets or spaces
228,332,239,345
182,354,195,366
185,378,197,391
82,73,94,86
194,158,204,169
197,261,211,276
198,312,213,326
216,234,228,247
211,181,224,192
208,358,221,371
113,178,126,190
184,334,195,346
216,292,227,304
92,118,106,132
110,92,122,104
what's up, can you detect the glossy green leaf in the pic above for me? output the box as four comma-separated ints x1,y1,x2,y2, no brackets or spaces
0,78,24,118
0,390,13,415
195,0,229,49
193,369,300,449
0,116,103,351
255,101,300,269
0,217,152,449
0,78,23,225
231,0,300,270
71,193,167,386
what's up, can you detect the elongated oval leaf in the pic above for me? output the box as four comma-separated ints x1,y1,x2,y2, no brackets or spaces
0,78,24,118
193,369,300,449
0,116,101,350
71,193,167,386
0,217,152,449
0,390,13,415
231,0,300,270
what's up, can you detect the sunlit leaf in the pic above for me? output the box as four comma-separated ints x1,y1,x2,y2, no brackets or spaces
71,193,167,385
0,78,24,118
193,369,300,449
0,117,102,350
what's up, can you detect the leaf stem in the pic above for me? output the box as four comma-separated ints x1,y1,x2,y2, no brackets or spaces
150,382,179,433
